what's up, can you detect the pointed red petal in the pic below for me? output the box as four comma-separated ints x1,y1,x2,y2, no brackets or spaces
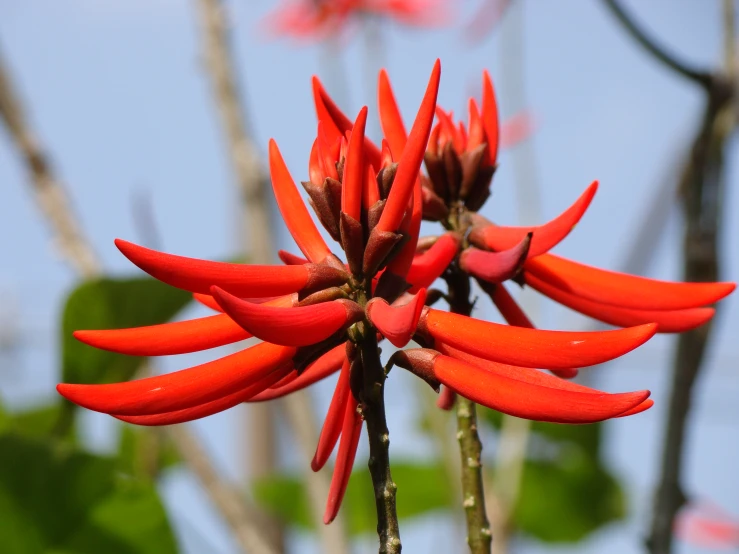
194,292,224,312
249,343,346,401
73,314,249,357
312,357,351,471
526,272,715,333
526,253,736,310
56,341,296,416
433,354,649,423
481,70,500,166
363,163,380,208
278,250,309,265
312,76,382,167
113,364,292,426
377,59,441,233
472,181,598,258
367,289,427,347
323,397,362,524
385,173,424,279
378,69,408,158
406,232,460,292
269,139,332,264
486,283,576,379
466,98,485,153
460,235,530,284
420,307,657,370
211,287,362,347
342,107,368,221
438,343,654,418
436,385,457,410
115,239,347,296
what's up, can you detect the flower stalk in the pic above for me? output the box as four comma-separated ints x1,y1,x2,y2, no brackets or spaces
444,260,492,554
358,327,402,553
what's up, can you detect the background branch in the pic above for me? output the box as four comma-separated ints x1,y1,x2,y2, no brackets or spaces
602,0,712,87
646,3,737,552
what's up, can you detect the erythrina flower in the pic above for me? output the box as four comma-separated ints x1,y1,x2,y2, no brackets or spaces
676,501,739,549
371,66,736,389
57,60,680,524
265,0,449,42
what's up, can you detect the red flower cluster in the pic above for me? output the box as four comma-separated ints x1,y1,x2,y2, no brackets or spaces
56,59,734,523
265,0,449,41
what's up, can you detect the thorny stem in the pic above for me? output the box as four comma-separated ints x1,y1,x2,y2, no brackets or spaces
358,329,402,554
444,264,493,554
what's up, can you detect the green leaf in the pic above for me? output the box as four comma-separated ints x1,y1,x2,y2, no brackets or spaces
254,462,452,535
0,433,178,554
62,276,192,384
481,408,625,542
512,451,625,542
117,426,181,478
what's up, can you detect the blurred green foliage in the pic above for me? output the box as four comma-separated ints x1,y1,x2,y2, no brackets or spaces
0,275,192,553
254,462,452,535
482,409,626,542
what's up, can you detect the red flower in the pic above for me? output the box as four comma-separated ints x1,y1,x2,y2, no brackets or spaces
676,501,739,549
57,60,700,522
265,0,450,42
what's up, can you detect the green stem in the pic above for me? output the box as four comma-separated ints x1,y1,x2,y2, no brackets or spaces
444,267,492,554
359,330,402,554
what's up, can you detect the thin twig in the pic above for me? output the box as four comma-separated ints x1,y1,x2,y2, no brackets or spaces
602,0,712,88
0,48,99,278
193,2,350,551
0,45,278,554
646,4,736,551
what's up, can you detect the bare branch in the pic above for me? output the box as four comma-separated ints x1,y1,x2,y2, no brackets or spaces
602,0,712,88
0,48,99,278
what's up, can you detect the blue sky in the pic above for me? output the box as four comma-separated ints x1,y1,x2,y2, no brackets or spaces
1,1,738,553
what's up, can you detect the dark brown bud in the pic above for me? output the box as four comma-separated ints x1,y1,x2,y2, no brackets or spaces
377,162,398,200
388,349,440,391
458,143,488,199
423,151,449,201
302,180,340,241
340,211,365,277
421,184,449,221
363,226,403,277
442,142,462,201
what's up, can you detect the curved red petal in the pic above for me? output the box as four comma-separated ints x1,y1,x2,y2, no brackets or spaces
74,314,249,357
473,181,598,258
377,59,441,233
526,271,715,333
194,292,224,312
211,287,362,347
421,307,657,370
406,232,460,292
323,397,362,524
526,253,736,311
386,174,424,279
113,364,292,426
342,107,368,221
56,341,296,416
278,250,310,265
115,239,337,297
460,235,530,284
249,343,346,401
481,70,500,166
433,354,649,423
269,139,332,264
466,98,485,153
436,385,457,410
312,357,351,471
312,76,382,168
485,283,576,379
378,69,408,158
367,289,427,347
